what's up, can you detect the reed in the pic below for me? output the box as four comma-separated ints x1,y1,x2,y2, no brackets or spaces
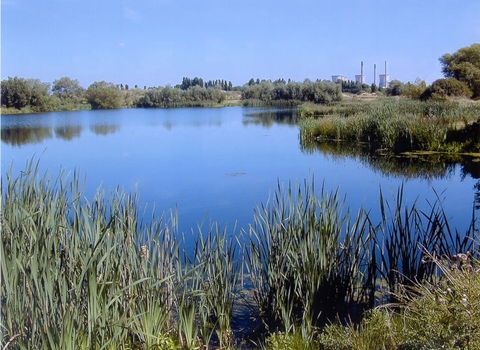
246,179,375,340
2,159,477,348
299,99,480,153
1,160,179,349
375,185,477,302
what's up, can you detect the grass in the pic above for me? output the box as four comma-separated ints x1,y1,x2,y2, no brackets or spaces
298,98,480,153
1,160,478,349
319,252,480,350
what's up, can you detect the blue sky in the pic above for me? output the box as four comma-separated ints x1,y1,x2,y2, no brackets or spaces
2,0,479,88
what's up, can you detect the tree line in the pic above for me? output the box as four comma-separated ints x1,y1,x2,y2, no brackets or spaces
2,43,479,112
241,78,343,104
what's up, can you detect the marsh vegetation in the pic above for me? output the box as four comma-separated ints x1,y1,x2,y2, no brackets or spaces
299,98,480,154
2,161,478,349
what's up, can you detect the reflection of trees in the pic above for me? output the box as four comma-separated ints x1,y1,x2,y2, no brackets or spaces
300,139,479,181
243,109,298,127
461,160,480,210
1,127,53,146
54,125,82,140
89,124,120,136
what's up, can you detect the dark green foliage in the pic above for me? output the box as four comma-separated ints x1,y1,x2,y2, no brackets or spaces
440,43,480,98
341,80,366,94
420,78,473,100
386,79,404,96
241,79,342,104
135,84,226,108
85,81,123,109
178,77,233,91
1,76,53,112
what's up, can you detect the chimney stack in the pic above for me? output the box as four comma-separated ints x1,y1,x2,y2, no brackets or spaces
361,61,364,84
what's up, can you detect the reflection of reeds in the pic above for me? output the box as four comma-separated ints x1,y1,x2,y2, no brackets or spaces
1,160,477,348
300,138,472,181
299,99,480,153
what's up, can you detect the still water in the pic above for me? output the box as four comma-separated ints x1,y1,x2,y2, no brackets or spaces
1,107,478,235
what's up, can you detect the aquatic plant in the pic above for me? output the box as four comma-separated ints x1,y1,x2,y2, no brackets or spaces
1,159,478,348
246,179,375,339
299,99,480,153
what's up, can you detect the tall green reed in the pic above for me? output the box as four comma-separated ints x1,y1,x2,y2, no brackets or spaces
375,185,477,302
247,179,375,340
1,160,179,349
299,99,480,153
2,159,477,348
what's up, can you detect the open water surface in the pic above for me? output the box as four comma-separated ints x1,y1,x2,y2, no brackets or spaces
1,106,478,236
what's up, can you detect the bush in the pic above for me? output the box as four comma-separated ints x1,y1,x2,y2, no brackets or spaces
386,80,404,96
319,253,480,350
420,78,473,100
85,81,124,109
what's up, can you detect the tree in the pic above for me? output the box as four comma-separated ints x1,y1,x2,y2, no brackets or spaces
52,76,85,103
1,76,32,109
1,76,52,111
85,81,123,109
387,80,404,96
402,78,427,99
420,78,472,100
439,43,480,98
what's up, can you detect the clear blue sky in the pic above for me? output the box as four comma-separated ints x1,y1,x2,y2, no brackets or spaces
2,0,479,88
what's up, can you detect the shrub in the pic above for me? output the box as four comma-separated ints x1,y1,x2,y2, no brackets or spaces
319,253,480,350
420,78,473,100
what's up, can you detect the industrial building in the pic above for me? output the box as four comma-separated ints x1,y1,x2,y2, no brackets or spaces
332,61,390,87
331,75,348,83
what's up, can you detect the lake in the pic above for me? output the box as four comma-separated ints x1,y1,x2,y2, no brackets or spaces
1,107,478,237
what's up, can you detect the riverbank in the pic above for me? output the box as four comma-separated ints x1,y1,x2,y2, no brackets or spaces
298,98,480,154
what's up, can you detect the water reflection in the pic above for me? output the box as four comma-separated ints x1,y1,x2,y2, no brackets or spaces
89,124,120,136
244,108,298,127
300,139,480,181
301,138,480,210
54,125,82,141
1,123,120,145
1,127,53,146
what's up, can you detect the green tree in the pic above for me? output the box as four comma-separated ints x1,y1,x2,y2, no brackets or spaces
1,76,32,109
403,78,427,99
387,80,404,96
52,76,85,103
439,43,480,98
420,78,472,100
85,81,123,109
1,76,53,111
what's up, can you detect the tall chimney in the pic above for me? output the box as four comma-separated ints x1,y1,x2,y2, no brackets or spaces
385,61,387,88
374,64,376,85
361,61,364,84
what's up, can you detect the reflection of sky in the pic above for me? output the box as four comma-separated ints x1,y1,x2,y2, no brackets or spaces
1,107,478,238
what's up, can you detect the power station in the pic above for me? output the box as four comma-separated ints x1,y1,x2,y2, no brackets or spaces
332,61,389,87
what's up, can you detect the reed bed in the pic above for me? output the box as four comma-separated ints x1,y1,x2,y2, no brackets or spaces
299,99,480,153
1,160,478,349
